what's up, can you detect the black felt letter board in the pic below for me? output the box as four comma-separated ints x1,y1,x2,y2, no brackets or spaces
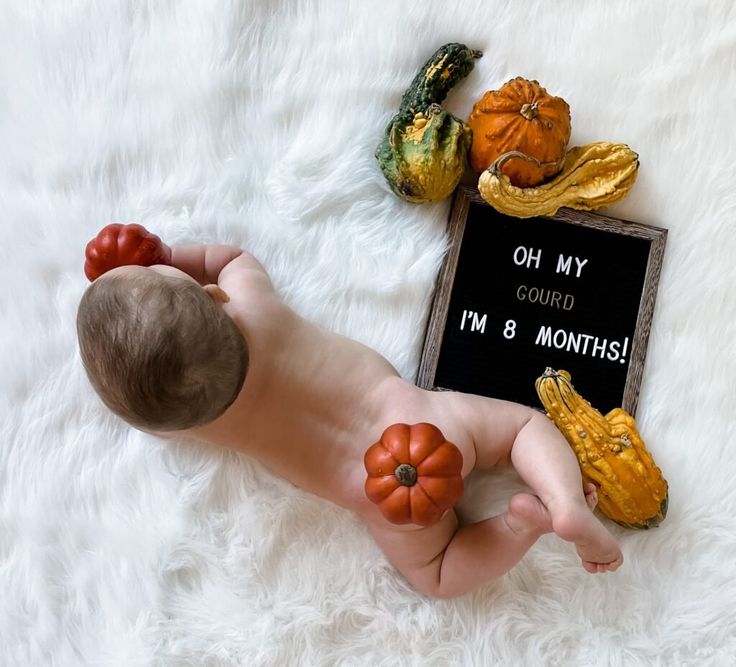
418,188,667,416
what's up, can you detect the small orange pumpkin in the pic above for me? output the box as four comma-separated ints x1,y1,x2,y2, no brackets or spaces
364,423,464,526
467,77,571,186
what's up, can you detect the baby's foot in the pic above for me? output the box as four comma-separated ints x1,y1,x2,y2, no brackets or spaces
505,486,598,538
550,485,623,573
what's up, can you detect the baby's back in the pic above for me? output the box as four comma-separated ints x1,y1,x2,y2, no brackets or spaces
181,253,440,513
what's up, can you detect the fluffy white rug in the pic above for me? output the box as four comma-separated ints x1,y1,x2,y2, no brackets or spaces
2,1,735,664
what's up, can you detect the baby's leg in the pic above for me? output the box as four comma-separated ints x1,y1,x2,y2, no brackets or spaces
367,494,556,600
507,412,623,573
447,393,623,573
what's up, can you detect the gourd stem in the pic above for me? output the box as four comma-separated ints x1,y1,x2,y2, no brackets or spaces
489,151,563,177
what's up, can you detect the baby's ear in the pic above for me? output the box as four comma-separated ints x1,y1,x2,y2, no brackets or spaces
203,284,230,304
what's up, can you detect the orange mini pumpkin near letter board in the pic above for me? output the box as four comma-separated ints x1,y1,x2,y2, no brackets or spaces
467,77,571,186
364,423,464,526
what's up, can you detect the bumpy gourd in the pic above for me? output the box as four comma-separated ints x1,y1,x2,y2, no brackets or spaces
468,77,571,186
375,43,482,203
478,142,639,218
364,423,464,526
535,368,668,529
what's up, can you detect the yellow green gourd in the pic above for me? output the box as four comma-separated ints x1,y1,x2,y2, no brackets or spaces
375,43,482,203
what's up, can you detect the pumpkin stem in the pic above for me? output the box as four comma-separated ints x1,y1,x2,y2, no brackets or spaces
489,150,563,178
394,463,417,487
520,102,539,120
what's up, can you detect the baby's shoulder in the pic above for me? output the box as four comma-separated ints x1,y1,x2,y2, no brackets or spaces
220,250,271,280
218,251,276,298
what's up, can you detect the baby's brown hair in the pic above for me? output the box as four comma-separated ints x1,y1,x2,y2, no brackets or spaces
76,269,248,431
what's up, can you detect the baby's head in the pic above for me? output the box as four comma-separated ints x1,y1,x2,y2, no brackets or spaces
76,265,248,432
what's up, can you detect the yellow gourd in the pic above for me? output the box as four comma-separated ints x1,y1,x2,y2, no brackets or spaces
535,368,668,529
477,142,639,218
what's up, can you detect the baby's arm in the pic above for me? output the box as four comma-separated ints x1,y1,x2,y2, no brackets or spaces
168,245,244,285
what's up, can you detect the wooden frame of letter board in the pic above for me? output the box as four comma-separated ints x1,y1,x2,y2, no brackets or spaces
416,186,667,416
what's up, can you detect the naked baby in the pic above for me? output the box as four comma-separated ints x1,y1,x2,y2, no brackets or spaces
77,241,623,599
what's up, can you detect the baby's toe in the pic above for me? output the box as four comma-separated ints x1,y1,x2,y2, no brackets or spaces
605,555,624,572
583,484,598,511
582,554,624,573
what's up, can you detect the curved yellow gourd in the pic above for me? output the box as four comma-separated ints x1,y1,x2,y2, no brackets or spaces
478,142,639,218
535,368,668,529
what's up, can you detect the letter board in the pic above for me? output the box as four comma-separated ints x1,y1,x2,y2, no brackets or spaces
417,187,667,416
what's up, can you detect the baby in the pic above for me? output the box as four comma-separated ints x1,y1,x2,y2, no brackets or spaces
77,243,623,599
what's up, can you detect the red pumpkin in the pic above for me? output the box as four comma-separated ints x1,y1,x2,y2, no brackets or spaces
84,223,172,281
364,423,464,526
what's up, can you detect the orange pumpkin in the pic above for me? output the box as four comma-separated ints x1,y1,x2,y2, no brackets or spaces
467,77,571,186
364,423,464,526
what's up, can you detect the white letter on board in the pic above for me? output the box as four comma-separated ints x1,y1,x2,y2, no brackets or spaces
556,254,573,275
574,257,589,277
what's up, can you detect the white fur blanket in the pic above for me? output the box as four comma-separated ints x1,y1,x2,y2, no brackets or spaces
2,1,735,664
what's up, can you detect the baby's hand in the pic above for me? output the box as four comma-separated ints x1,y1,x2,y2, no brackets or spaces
84,223,172,281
